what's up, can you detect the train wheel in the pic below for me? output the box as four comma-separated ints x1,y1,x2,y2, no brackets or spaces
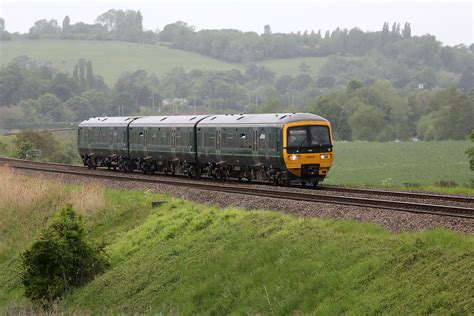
170,164,176,176
86,158,94,170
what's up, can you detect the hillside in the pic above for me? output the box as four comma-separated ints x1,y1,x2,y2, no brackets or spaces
0,40,331,84
0,40,235,84
0,168,473,314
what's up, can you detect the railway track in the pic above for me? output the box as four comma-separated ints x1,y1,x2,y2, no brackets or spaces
1,157,473,220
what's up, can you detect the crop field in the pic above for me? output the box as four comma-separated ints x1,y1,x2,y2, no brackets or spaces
0,40,333,84
326,140,473,190
0,167,473,314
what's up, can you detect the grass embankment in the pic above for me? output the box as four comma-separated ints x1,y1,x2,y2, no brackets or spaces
0,167,473,314
0,40,334,84
327,140,473,194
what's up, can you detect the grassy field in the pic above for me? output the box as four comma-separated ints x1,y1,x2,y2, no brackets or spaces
0,40,333,84
326,141,473,191
0,40,236,84
0,168,472,314
1,133,472,192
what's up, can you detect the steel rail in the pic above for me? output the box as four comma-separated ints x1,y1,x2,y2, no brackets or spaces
2,158,473,220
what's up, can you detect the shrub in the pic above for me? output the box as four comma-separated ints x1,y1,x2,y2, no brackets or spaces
20,204,109,304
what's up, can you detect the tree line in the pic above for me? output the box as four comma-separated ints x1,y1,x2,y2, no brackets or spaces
1,56,472,142
2,11,473,93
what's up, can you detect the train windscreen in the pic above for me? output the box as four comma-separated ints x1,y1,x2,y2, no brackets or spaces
287,126,331,151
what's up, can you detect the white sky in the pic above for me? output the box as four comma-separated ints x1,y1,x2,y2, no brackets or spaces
1,0,473,46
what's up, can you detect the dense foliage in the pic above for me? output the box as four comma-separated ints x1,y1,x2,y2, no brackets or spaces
0,56,473,141
14,130,79,163
1,11,473,92
1,10,473,141
20,204,109,304
467,131,474,171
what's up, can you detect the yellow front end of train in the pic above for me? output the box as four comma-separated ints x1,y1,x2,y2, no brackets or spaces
283,120,334,184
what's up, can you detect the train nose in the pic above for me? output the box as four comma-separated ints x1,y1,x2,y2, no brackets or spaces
301,164,320,177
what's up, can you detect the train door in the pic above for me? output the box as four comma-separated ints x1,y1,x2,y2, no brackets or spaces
252,128,259,165
216,128,222,162
171,127,176,160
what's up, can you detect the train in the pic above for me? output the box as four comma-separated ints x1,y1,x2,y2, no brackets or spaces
77,113,334,186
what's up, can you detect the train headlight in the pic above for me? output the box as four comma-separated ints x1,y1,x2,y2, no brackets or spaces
289,155,301,161
320,154,330,159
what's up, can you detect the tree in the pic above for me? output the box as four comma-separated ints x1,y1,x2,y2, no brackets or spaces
306,96,352,140
37,93,62,119
458,68,474,93
316,76,336,88
49,72,79,101
115,69,155,105
263,24,272,35
64,96,92,120
349,104,385,141
112,92,138,115
62,16,70,29
62,16,72,39
428,88,474,140
28,19,60,39
96,9,144,42
159,21,194,42
78,59,86,88
86,61,95,89
402,22,411,38
347,80,363,93
466,131,474,171
135,10,143,32
20,205,108,304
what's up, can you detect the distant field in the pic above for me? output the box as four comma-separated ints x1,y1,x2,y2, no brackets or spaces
326,141,472,188
0,40,236,84
0,40,333,84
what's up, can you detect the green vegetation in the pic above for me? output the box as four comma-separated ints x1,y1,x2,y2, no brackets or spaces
0,40,236,84
20,205,109,304
327,141,473,190
0,130,80,164
466,131,474,172
0,169,473,314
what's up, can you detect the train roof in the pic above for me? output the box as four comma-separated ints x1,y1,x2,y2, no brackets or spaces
197,113,328,126
130,115,210,127
79,117,140,127
79,113,328,128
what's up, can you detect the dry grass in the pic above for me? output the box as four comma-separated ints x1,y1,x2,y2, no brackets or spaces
67,183,105,216
0,166,105,256
0,166,64,211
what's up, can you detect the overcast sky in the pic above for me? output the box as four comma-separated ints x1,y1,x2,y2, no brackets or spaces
1,0,472,46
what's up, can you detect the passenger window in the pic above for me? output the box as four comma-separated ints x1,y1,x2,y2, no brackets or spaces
258,133,266,149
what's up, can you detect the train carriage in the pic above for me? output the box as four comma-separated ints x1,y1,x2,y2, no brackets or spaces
196,113,333,185
78,116,139,170
129,115,209,175
197,113,284,181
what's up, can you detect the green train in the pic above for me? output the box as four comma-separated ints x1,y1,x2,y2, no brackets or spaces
78,113,334,186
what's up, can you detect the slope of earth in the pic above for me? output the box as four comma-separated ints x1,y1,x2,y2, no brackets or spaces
0,167,472,314
0,40,336,84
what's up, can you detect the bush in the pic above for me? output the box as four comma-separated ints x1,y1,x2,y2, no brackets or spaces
20,204,109,304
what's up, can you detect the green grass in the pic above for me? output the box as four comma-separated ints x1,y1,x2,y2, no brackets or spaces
326,141,473,192
0,172,473,314
0,40,237,84
0,40,336,84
